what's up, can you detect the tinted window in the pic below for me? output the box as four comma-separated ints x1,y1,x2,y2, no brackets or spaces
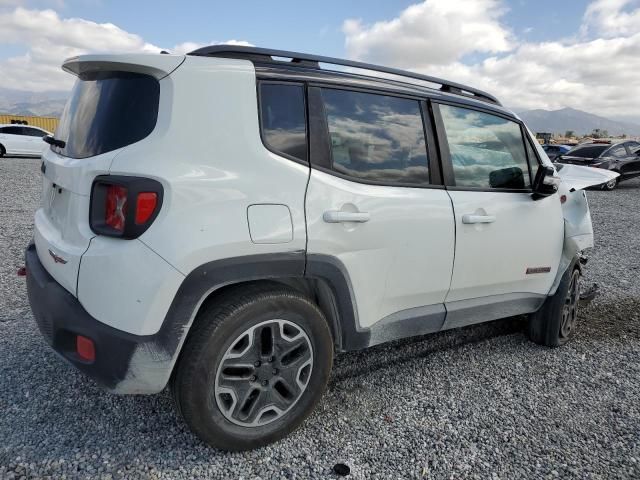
566,145,608,158
53,71,159,159
321,89,428,185
626,142,640,154
24,127,46,137
259,83,307,162
608,145,627,158
439,104,530,189
525,140,539,183
3,126,25,135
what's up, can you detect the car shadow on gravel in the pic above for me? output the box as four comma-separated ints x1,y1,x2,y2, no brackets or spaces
1,313,527,461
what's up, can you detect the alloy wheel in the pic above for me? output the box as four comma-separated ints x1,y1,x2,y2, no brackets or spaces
559,270,580,340
214,319,313,427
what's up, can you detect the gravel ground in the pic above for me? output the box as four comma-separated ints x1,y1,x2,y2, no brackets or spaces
0,157,639,479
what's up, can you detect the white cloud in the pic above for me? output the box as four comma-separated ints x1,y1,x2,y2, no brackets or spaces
0,7,251,91
343,0,640,120
583,0,640,37
344,0,512,69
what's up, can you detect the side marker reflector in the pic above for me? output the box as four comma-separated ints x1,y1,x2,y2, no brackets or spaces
76,335,96,362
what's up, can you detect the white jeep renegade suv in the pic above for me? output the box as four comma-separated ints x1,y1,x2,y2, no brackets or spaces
25,46,615,451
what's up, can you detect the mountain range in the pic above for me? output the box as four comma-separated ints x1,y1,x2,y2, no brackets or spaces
0,87,68,117
517,107,640,137
1,88,639,137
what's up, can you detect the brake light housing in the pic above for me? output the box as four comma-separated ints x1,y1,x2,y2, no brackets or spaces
90,175,164,239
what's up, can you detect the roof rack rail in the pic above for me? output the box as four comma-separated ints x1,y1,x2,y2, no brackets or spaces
188,45,502,106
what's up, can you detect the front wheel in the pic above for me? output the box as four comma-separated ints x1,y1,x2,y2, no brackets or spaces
602,178,618,190
172,284,334,451
527,267,581,347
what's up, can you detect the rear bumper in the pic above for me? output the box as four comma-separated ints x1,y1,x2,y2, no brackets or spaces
25,242,171,394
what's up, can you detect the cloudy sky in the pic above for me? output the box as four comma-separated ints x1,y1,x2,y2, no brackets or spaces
0,0,639,121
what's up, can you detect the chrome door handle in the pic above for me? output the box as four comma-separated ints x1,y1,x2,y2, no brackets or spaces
462,214,496,224
323,210,370,223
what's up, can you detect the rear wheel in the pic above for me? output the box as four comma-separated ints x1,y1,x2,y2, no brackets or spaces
172,284,333,451
527,267,581,347
0,145,5,158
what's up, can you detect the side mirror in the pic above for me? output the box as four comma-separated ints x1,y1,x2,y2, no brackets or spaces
532,165,560,200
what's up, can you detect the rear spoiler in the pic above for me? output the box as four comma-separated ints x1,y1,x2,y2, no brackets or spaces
62,54,185,80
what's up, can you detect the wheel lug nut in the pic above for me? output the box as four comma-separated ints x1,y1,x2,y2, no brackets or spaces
269,356,275,362
249,375,257,382
272,368,278,375
262,380,268,386
254,360,261,367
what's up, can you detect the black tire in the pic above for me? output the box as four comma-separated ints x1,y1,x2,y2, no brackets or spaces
527,267,581,347
172,283,333,451
601,177,618,190
0,145,5,158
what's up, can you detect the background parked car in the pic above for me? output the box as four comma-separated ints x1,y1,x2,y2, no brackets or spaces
542,144,572,161
0,125,51,157
555,141,640,190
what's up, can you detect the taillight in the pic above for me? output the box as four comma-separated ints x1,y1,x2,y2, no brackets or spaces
105,185,128,232
135,192,158,225
90,176,163,239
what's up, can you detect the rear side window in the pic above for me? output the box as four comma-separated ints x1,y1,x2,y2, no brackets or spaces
320,88,429,185
3,126,24,135
439,104,531,190
259,83,307,162
53,71,160,159
566,145,608,158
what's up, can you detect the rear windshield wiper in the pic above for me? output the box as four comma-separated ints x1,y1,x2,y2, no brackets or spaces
43,135,66,149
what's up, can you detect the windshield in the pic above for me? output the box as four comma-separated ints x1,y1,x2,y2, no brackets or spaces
52,71,159,159
565,145,608,158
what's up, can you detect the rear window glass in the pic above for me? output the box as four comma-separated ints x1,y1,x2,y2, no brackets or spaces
566,145,608,158
53,71,160,159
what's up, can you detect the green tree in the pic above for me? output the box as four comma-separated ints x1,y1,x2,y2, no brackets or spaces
565,130,575,138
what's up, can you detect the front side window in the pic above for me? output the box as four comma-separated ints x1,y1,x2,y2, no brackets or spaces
259,83,307,162
24,127,46,137
439,104,531,189
626,142,640,154
525,140,539,183
607,145,627,158
320,88,429,185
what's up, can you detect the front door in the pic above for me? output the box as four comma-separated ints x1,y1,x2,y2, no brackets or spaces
433,102,563,327
305,87,455,330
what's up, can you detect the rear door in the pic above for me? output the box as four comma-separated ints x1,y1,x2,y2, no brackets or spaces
2,126,29,154
305,86,454,330
432,102,563,327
